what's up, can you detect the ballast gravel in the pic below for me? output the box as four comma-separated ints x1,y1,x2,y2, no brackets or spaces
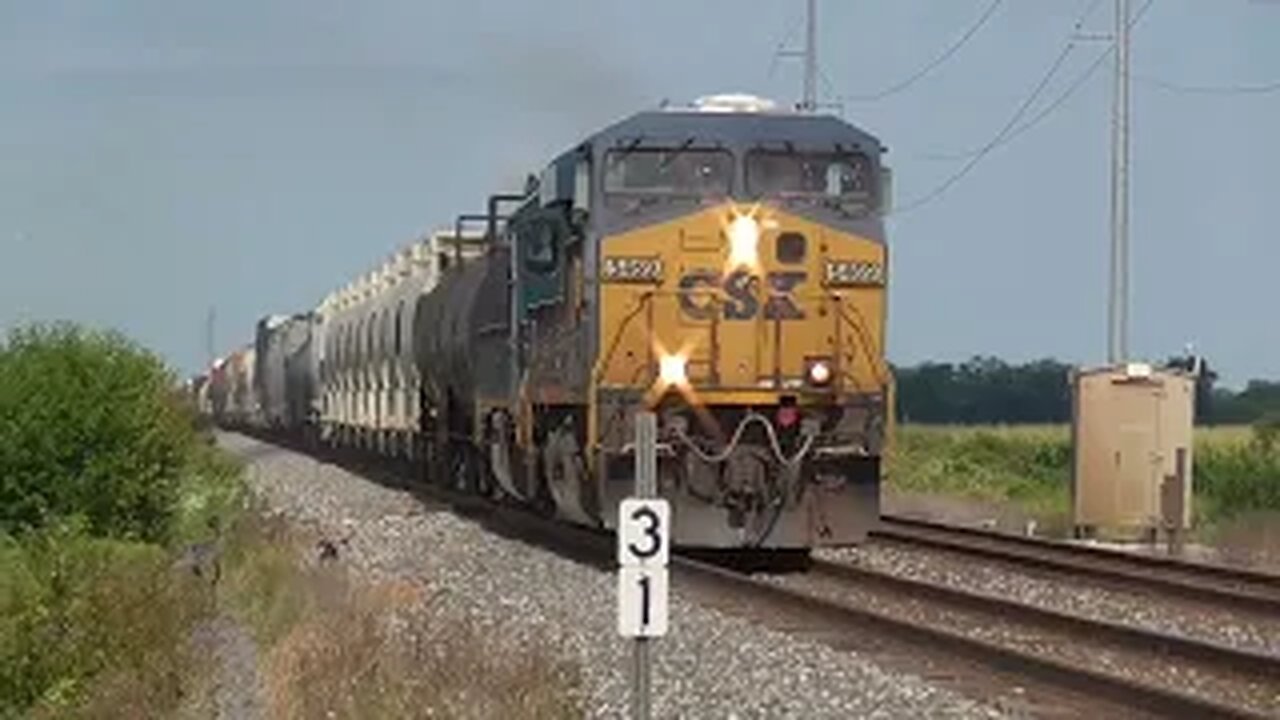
819,543,1280,657
222,434,1009,719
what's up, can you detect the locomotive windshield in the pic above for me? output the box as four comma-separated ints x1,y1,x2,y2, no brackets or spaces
746,150,873,205
604,147,732,196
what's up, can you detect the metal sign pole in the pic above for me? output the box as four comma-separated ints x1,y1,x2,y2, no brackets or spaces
632,411,656,720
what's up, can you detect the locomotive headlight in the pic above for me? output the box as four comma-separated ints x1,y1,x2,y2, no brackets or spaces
658,353,688,388
807,359,833,386
824,260,886,287
601,256,663,283
727,214,760,269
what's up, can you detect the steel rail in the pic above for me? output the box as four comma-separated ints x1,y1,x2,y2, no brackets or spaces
678,557,1271,720
876,515,1280,615
810,558,1280,683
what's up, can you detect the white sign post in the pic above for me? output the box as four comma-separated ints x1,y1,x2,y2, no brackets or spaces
618,412,669,720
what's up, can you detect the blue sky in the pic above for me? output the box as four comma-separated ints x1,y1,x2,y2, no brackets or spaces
1,1,1275,385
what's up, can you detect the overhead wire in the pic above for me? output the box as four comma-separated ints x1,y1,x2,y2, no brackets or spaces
916,46,1113,161
766,8,807,81
1134,74,1280,95
888,42,1076,216
892,0,1155,214
841,0,1005,102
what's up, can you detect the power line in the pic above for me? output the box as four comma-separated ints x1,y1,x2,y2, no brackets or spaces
1135,74,1280,95
916,46,1113,161
843,0,1005,102
890,43,1077,216
766,8,807,80
918,0,1154,162
891,0,1155,214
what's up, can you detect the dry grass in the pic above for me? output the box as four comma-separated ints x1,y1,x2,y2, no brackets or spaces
220,512,583,720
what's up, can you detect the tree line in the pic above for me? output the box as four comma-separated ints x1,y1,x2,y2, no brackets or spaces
892,355,1280,426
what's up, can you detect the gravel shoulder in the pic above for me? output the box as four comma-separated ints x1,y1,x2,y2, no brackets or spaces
221,433,1009,719
188,614,266,720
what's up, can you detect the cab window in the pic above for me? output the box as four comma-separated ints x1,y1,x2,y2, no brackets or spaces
746,150,873,204
524,219,559,275
604,147,732,196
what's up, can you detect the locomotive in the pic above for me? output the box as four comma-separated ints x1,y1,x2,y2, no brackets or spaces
204,94,893,551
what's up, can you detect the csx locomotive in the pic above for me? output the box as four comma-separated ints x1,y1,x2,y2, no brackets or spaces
200,94,893,550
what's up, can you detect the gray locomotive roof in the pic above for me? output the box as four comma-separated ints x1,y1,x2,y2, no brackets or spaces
583,109,886,155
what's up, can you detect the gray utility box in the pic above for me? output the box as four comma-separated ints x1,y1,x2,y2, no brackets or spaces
1071,363,1195,539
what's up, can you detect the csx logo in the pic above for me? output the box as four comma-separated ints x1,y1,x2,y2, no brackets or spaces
678,269,805,321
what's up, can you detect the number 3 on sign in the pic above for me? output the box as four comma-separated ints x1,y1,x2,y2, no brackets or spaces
618,566,669,637
618,498,670,567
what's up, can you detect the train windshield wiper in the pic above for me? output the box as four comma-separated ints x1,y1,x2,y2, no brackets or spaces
610,136,645,163
655,137,697,174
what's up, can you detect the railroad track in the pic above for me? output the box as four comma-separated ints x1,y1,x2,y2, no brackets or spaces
873,514,1280,616
254,437,1279,718
501,510,1280,718
794,557,1279,718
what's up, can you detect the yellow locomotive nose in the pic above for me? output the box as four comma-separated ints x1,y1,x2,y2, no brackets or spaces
597,201,887,403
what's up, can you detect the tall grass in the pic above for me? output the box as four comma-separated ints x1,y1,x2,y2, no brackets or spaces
1195,423,1280,522
888,424,1280,527
888,425,1073,520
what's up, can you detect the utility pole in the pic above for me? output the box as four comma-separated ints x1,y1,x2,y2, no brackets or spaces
1107,0,1132,364
801,0,818,112
776,0,825,113
205,306,216,369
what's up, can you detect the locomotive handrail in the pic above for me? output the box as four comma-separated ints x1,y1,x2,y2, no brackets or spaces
835,301,893,391
590,291,654,387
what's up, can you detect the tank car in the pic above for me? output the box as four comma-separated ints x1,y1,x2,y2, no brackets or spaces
417,94,894,549
316,230,486,457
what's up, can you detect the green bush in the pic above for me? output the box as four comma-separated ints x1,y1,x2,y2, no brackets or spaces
0,523,213,717
0,324,197,542
0,322,246,717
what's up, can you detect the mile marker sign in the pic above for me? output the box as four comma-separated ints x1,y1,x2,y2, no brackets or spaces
618,565,669,637
617,498,670,638
618,498,670,567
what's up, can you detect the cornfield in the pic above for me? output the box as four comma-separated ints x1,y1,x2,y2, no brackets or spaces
887,424,1280,527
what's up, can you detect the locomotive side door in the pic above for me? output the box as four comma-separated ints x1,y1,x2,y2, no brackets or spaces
509,208,571,395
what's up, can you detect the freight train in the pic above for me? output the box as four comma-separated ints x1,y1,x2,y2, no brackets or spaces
200,94,894,551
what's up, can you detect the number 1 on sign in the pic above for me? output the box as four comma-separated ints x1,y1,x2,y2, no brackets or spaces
617,566,668,637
